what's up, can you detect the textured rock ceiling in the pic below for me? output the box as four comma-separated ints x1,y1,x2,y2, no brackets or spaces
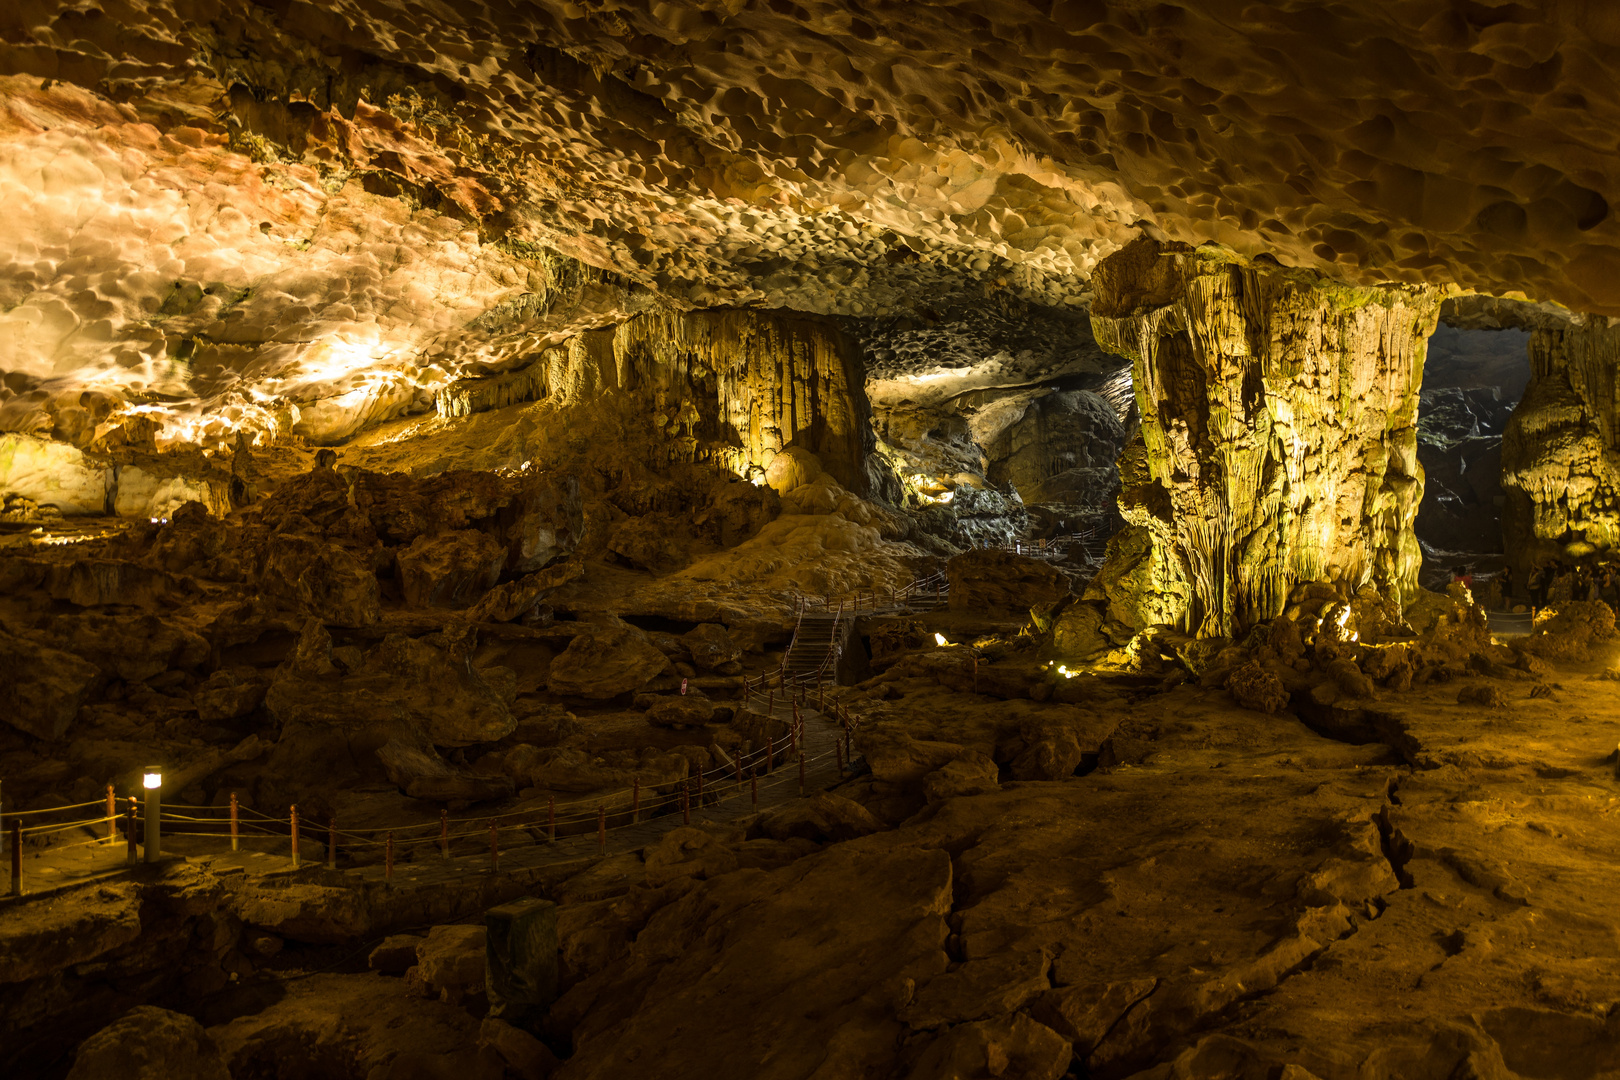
3,1,1620,443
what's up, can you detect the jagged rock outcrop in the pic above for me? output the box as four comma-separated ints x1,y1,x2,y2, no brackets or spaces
1090,239,1443,637
1501,319,1620,573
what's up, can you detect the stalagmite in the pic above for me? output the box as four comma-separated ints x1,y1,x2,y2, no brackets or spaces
1089,238,1442,636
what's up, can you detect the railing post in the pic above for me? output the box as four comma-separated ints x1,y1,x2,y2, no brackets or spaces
106,784,116,844
8,819,18,897
289,804,300,868
489,820,499,873
681,779,691,825
230,793,239,852
836,738,845,774
125,797,137,865
766,734,774,773
798,750,806,797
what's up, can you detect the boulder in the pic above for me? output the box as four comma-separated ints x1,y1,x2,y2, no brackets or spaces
682,623,742,671
467,558,584,623
645,695,723,729
479,1017,559,1080
1226,661,1290,714
763,445,824,494
412,924,488,1005
67,1007,230,1080
0,626,100,740
378,729,516,802
921,755,1001,802
193,668,269,723
397,529,507,608
607,515,690,572
754,792,886,843
1458,684,1506,708
368,934,424,974
548,620,672,699
947,548,1071,614
1009,725,1084,781
257,535,380,626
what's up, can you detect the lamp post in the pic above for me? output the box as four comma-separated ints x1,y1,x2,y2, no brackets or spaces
142,766,162,862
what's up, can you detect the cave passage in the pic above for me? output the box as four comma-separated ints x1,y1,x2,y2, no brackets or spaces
1412,323,1531,591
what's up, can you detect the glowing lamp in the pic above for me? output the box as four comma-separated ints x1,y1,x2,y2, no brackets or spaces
142,765,163,862
934,633,948,646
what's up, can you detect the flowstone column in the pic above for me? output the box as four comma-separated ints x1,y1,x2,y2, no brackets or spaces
1501,319,1620,572
1089,238,1442,638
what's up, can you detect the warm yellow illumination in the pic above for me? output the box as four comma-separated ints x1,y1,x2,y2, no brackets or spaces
934,633,949,646
1056,664,1077,678
142,771,162,790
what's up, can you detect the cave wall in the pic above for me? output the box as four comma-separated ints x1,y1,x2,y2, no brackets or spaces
1501,320,1620,574
435,307,879,497
1089,239,1442,637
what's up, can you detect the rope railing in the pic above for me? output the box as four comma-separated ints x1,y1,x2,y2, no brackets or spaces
3,579,883,897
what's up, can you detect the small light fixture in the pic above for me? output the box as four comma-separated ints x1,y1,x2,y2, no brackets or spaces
934,633,948,646
143,765,163,862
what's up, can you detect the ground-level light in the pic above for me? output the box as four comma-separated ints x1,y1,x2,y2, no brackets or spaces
143,765,162,862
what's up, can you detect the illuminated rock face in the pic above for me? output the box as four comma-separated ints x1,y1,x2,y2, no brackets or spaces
1501,320,1620,571
434,307,877,494
1091,239,1442,636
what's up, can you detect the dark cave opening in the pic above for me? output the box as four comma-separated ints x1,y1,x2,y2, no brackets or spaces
1413,323,1531,594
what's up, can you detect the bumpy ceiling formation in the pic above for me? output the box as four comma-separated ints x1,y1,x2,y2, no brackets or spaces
2,0,1619,445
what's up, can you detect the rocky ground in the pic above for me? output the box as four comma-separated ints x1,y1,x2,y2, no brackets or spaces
7,531,1620,1078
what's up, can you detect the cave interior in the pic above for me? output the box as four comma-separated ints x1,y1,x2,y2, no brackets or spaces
4,3,1620,1079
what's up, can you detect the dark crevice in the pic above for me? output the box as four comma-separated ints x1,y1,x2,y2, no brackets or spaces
1375,803,1417,889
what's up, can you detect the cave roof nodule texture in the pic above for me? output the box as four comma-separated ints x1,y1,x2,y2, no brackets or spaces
1,2,1620,437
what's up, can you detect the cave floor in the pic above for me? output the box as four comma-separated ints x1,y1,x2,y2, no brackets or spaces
9,646,1620,1078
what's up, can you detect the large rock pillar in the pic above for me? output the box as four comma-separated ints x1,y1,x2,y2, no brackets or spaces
1501,320,1620,573
1089,239,1442,637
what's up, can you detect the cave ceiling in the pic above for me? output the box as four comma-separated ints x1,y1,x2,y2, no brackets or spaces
3,0,1619,445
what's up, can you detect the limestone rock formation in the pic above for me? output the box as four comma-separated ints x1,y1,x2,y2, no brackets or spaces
1501,319,1620,572
547,619,673,700
1091,239,1443,636
397,529,507,608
